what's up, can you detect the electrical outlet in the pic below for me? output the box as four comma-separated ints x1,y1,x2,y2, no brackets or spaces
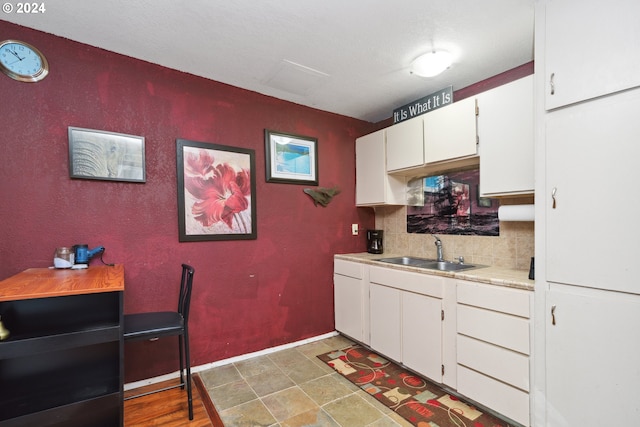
351,224,359,235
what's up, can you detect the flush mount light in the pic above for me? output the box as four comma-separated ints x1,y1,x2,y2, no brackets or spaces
410,50,452,77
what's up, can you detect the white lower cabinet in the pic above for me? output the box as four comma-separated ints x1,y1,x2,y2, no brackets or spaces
402,291,442,382
368,266,447,384
333,259,369,345
334,259,534,425
456,279,532,426
545,284,640,426
369,282,402,362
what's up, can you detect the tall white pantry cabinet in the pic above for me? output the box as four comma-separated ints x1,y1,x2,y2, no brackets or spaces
535,1,640,426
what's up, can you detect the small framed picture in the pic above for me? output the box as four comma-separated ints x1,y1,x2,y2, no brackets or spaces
68,127,145,182
176,139,257,241
264,129,318,185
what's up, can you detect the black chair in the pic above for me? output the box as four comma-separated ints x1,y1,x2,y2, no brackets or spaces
124,264,195,420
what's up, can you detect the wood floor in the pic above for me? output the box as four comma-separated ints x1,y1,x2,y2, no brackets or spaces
124,374,223,427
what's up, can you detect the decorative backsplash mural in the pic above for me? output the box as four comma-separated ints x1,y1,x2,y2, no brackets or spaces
407,168,499,236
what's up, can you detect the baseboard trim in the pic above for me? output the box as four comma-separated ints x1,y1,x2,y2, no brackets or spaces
124,330,339,391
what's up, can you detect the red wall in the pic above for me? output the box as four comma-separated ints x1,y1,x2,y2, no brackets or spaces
0,21,376,381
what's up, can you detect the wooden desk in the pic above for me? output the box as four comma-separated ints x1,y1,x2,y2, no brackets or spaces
0,265,124,427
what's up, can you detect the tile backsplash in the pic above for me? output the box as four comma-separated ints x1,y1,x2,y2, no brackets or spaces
374,199,534,271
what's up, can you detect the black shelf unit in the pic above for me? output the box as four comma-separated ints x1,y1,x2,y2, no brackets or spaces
0,290,124,426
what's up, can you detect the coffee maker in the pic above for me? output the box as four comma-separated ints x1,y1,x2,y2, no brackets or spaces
366,229,384,254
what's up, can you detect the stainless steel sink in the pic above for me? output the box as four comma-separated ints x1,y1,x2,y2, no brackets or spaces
376,257,484,272
420,261,478,271
376,256,436,267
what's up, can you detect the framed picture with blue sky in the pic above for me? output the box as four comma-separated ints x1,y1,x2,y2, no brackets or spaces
264,129,318,185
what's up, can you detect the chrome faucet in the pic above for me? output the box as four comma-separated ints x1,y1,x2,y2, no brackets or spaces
432,235,444,262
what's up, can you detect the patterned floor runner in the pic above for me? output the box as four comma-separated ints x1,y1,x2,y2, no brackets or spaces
318,344,514,427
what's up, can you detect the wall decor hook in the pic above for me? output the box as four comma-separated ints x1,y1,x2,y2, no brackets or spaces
303,186,340,207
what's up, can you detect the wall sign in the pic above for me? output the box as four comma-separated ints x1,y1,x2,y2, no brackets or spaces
392,86,453,124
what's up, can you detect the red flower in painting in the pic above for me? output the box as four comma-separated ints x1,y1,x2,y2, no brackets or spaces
183,151,251,230
185,150,215,176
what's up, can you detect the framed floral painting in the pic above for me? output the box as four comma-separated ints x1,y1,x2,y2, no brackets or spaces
176,139,257,241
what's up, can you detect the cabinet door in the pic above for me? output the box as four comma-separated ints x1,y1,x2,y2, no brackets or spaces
478,75,534,196
386,115,424,171
369,283,401,362
546,285,640,426
356,130,386,205
545,0,640,110
402,291,442,382
355,130,405,206
334,273,364,342
546,87,640,293
423,97,477,163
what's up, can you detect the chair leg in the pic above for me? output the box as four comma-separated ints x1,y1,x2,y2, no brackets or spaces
184,329,193,420
178,335,185,389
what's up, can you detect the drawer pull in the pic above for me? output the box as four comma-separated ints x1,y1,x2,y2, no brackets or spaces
551,305,557,325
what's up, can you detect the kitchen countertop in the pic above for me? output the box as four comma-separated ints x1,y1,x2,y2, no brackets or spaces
335,252,534,291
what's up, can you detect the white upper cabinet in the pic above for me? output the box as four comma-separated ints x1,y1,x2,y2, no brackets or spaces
385,98,478,175
357,76,535,206
423,96,478,164
478,75,534,197
385,115,424,172
355,129,405,206
545,87,640,293
545,0,640,110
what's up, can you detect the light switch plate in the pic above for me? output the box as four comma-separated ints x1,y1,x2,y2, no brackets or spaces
351,224,359,235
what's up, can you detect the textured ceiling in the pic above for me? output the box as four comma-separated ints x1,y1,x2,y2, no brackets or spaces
2,0,534,123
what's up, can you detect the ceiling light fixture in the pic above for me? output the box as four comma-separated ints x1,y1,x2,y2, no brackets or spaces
410,50,452,78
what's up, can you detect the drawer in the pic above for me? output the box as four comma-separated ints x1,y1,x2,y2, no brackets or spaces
334,259,364,279
458,365,529,426
457,335,529,391
369,266,443,298
457,280,530,318
457,305,529,354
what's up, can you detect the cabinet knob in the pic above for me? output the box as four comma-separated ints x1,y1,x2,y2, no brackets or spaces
550,73,555,95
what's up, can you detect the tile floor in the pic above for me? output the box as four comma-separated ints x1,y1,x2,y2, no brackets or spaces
199,334,414,427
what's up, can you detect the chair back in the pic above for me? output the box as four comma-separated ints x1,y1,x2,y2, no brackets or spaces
178,264,195,325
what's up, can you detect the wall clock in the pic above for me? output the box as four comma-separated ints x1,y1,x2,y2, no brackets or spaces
0,39,49,82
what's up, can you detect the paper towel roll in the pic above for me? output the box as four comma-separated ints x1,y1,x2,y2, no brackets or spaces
498,204,535,221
